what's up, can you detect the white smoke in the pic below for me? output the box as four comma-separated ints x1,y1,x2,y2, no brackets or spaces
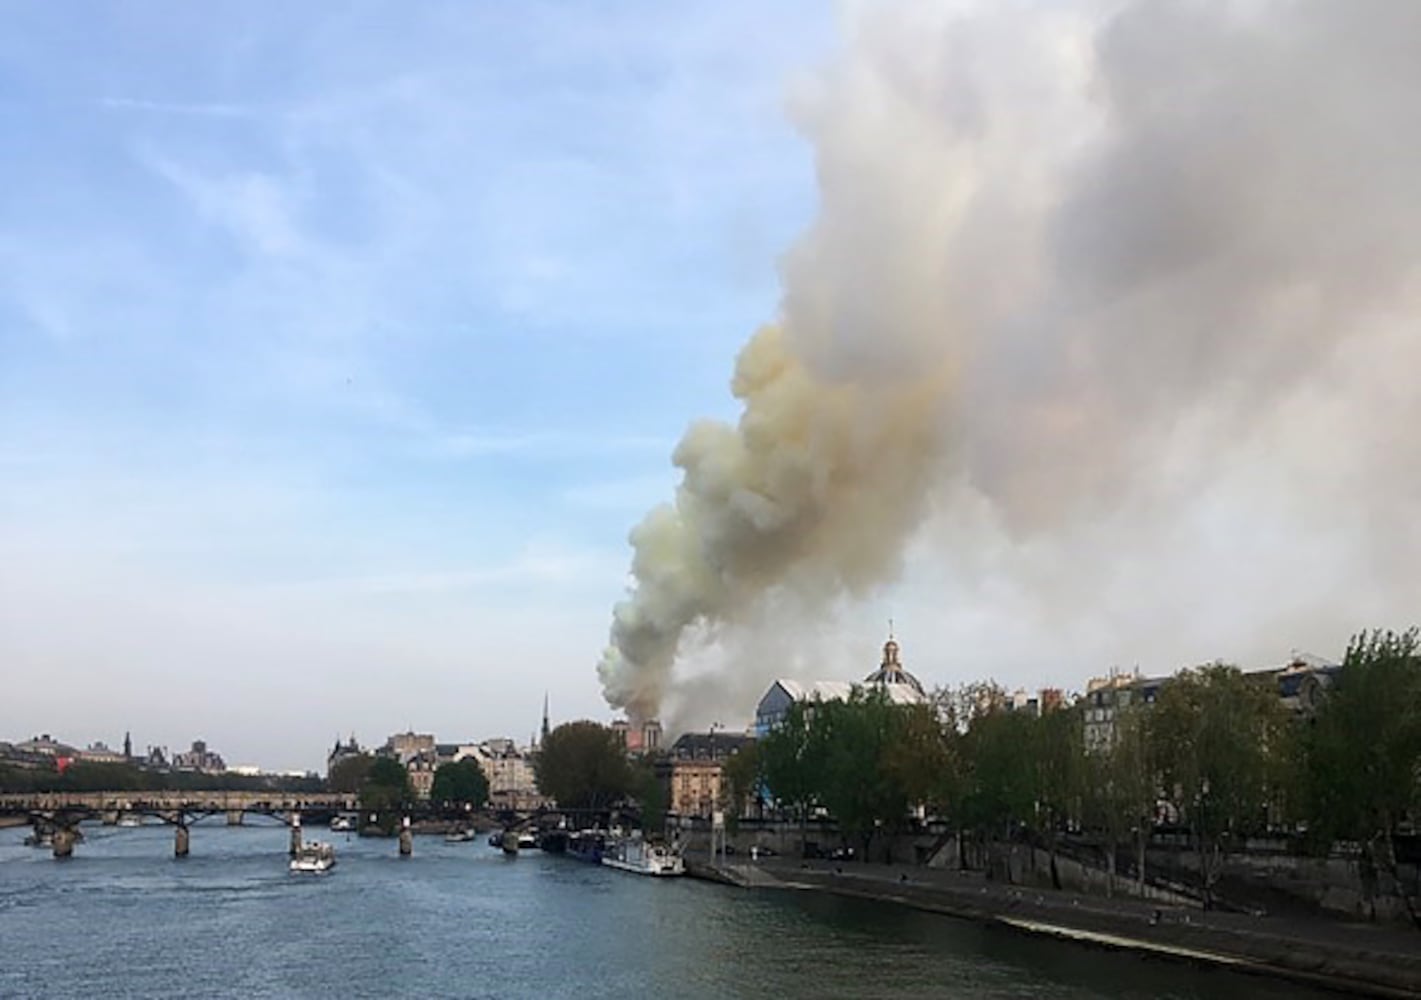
599,0,1421,721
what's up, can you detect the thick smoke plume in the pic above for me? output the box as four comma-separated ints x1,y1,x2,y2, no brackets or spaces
599,0,1421,722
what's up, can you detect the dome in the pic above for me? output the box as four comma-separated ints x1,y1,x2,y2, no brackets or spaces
862,632,926,699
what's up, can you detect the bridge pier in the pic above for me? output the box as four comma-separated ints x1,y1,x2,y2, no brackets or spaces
399,816,413,857
226,810,244,827
290,813,303,856
101,811,120,826
52,825,77,859
174,824,190,858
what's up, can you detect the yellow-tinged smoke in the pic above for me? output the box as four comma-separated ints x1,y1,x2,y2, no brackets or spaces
599,0,1421,721
598,324,950,721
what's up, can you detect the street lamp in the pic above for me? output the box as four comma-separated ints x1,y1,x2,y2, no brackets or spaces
708,722,723,864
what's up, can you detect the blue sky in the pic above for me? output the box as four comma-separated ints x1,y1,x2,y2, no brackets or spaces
11,1,1410,773
1,2,833,768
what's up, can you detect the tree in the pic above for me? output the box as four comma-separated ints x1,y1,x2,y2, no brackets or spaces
429,760,489,809
882,702,954,818
815,688,910,860
0,764,23,793
720,741,763,825
359,755,414,830
1085,704,1156,897
327,753,375,793
53,762,155,792
1030,705,1085,889
959,707,1037,880
534,721,630,811
1304,628,1421,925
760,701,819,834
1150,663,1286,907
629,758,667,833
367,756,412,793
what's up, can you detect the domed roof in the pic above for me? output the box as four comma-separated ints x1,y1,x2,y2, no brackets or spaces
863,631,925,699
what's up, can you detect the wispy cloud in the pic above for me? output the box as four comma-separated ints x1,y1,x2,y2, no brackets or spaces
141,148,311,258
98,96,264,119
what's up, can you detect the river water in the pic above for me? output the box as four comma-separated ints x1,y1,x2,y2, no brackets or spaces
0,823,1336,999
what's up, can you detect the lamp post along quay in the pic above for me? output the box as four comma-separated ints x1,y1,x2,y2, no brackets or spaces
707,721,723,862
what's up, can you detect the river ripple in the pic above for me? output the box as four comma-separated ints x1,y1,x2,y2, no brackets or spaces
0,824,1339,999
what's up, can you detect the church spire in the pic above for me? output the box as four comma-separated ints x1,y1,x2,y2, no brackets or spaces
540,692,551,746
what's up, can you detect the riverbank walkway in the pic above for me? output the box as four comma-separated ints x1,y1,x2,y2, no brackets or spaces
746,859,1421,998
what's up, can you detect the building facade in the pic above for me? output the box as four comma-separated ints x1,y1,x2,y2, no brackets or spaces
1083,654,1342,753
465,738,545,810
755,632,929,736
407,750,438,800
656,731,754,819
77,742,126,765
383,731,436,763
172,739,226,773
1082,671,1166,754
326,734,364,777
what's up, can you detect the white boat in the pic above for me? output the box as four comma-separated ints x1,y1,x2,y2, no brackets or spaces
329,815,355,833
290,841,336,873
517,832,537,850
601,836,683,877
117,814,142,828
445,827,476,843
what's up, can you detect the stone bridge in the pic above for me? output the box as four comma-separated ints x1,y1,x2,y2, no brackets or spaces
1,791,361,858
2,792,596,860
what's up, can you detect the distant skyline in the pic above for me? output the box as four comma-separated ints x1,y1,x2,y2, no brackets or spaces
6,3,1419,772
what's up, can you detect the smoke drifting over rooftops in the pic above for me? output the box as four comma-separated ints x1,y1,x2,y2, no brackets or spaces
598,0,1421,722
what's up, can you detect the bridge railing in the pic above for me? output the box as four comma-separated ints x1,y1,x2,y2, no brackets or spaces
0,791,360,813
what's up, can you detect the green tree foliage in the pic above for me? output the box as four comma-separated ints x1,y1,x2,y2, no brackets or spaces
760,702,819,826
741,628,1420,907
814,689,913,857
760,690,957,860
48,762,156,792
629,758,667,833
1084,705,1157,896
327,754,375,793
720,740,763,822
1304,629,1421,924
960,708,1037,836
1307,629,1421,842
1150,663,1287,906
359,755,414,818
534,721,630,811
883,702,954,815
429,759,489,808
368,756,411,790
0,762,321,794
1031,704,1085,888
